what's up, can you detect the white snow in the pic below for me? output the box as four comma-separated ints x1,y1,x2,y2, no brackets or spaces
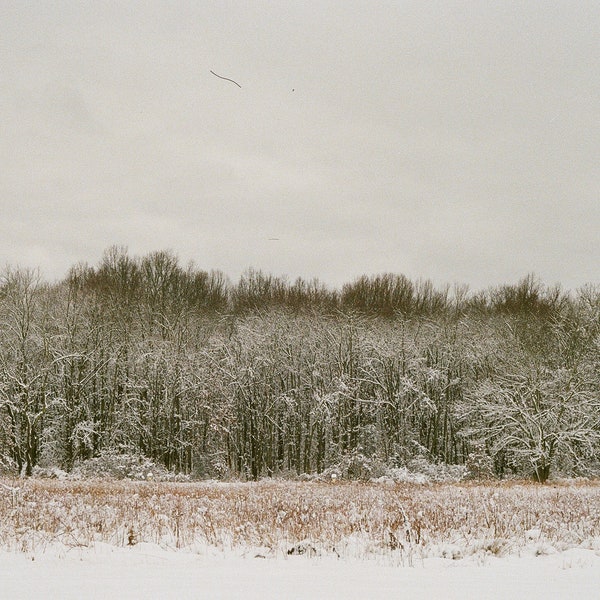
2,543,599,600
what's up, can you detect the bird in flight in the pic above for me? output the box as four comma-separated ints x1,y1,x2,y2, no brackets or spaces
210,70,241,88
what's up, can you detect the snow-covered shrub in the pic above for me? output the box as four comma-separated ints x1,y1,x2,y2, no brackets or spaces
207,458,233,480
71,453,189,482
405,457,466,482
0,455,17,476
464,443,496,480
572,459,600,479
31,466,69,479
380,467,430,484
323,451,387,481
324,455,466,484
344,452,387,480
187,453,224,479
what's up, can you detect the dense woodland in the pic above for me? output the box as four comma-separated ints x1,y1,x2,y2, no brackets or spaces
1,247,599,482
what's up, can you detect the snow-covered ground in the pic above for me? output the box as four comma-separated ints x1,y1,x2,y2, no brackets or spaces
2,542,600,600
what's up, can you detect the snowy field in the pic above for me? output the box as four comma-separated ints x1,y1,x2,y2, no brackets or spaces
1,478,599,599
2,543,600,600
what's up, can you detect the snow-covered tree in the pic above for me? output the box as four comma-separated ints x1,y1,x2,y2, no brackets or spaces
464,318,600,482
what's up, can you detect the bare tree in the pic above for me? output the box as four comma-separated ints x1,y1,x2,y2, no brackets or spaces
0,268,60,474
464,320,600,482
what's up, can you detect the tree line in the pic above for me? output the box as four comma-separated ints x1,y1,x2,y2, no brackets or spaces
1,246,599,482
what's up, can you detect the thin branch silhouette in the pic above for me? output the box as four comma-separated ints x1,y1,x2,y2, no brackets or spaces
210,70,241,88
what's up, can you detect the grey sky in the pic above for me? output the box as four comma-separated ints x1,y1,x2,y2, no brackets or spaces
1,1,598,291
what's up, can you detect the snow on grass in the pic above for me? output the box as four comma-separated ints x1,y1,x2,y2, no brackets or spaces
2,478,599,559
0,478,599,598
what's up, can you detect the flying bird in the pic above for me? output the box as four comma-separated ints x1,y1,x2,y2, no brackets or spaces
210,70,241,88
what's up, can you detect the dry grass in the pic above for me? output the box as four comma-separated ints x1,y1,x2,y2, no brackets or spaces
1,478,599,560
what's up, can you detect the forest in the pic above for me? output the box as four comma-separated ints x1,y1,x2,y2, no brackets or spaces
0,246,599,482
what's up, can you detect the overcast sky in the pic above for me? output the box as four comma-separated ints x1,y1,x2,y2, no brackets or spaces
1,1,598,291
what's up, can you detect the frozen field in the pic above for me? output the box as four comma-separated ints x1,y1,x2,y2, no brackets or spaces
1,478,599,598
2,542,600,600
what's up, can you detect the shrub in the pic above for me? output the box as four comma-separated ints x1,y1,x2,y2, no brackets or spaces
70,453,188,482
464,443,496,480
0,455,17,477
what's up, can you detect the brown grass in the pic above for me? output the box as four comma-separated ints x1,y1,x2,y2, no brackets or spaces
1,478,599,559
